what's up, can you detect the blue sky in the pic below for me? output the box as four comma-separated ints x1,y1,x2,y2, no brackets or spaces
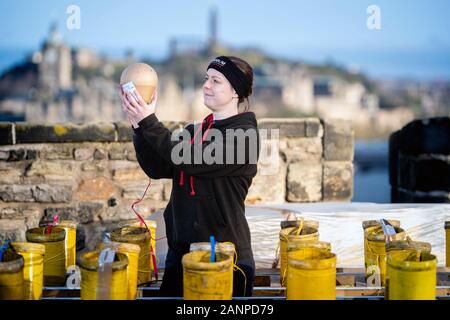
0,0,449,79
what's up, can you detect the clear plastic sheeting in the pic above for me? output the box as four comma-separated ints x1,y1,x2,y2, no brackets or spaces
247,203,450,269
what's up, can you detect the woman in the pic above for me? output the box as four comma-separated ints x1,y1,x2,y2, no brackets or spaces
120,56,259,297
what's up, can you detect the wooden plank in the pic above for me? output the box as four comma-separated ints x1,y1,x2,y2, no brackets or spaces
254,275,271,287
336,275,355,287
42,285,450,299
437,271,450,286
43,287,80,298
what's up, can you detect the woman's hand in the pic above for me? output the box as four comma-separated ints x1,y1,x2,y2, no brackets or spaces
120,87,157,127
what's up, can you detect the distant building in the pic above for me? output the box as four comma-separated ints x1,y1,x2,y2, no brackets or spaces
37,23,73,92
313,75,370,119
73,47,99,69
1,7,428,135
0,23,125,123
207,7,218,55
169,37,206,58
251,61,379,120
169,6,219,58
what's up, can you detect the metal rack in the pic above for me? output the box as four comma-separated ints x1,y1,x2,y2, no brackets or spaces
42,267,450,300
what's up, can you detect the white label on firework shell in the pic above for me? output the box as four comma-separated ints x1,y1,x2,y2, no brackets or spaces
98,248,116,271
122,81,140,101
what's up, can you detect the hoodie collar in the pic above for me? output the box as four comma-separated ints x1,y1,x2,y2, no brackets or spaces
208,111,257,129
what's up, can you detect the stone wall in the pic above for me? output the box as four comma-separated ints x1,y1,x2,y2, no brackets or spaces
0,118,354,246
390,117,450,203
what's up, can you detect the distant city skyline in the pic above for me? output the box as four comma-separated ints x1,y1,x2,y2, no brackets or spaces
1,0,450,80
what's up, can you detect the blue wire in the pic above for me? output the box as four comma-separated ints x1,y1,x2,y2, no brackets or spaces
210,235,215,263
0,240,11,262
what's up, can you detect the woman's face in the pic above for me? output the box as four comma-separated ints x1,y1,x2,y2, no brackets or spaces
203,68,237,111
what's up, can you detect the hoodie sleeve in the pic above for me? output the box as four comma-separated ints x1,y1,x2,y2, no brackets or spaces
137,113,259,178
132,126,174,179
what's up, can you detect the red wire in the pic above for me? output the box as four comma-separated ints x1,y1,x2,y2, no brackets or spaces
45,215,60,234
130,180,166,241
130,178,167,282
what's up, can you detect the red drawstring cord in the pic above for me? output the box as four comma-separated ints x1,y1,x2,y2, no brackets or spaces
190,114,214,144
201,119,214,143
190,121,204,144
190,176,196,196
181,115,213,192
179,171,184,186
187,116,214,196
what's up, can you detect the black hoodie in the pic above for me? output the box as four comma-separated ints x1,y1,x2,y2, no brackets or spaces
132,111,260,268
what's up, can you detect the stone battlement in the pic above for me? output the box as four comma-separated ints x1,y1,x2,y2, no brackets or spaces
0,118,354,246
